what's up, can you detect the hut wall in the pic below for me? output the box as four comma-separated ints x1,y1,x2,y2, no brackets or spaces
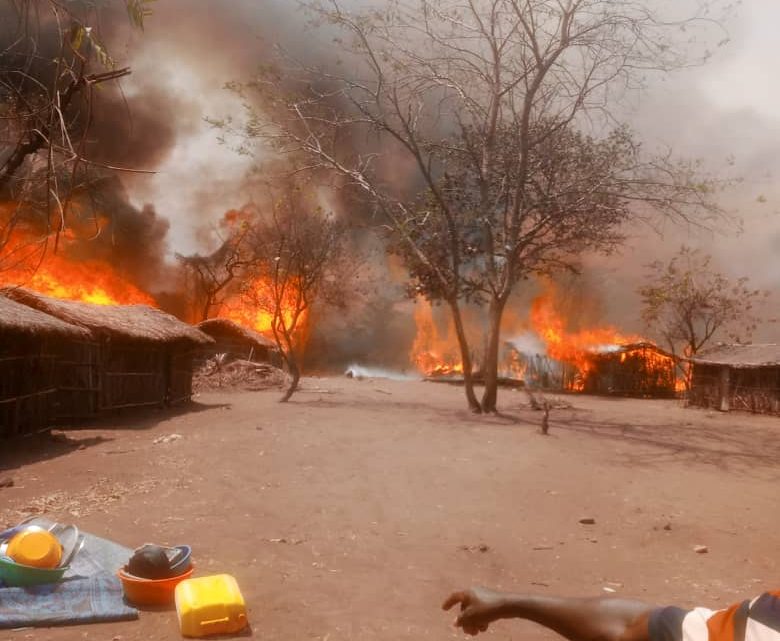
167,346,195,406
728,366,780,415
0,335,57,437
53,340,100,422
688,364,721,409
56,340,198,420
689,364,780,415
99,341,166,411
582,347,677,398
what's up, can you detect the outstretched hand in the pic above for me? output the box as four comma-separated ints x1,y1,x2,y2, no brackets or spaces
443,587,508,636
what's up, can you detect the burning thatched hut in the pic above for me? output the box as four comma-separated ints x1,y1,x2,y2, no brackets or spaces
579,342,679,398
0,295,91,437
196,318,280,365
3,288,213,419
688,344,780,415
503,340,679,397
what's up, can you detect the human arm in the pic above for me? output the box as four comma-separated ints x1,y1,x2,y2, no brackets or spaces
442,586,655,641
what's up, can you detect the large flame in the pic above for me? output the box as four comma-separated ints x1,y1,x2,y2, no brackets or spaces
0,230,154,306
410,282,683,394
410,299,464,376
529,289,642,390
220,276,307,341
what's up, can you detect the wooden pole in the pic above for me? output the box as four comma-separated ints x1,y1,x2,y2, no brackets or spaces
718,366,731,412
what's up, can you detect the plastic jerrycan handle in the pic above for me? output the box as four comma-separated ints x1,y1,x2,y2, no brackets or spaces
200,613,246,631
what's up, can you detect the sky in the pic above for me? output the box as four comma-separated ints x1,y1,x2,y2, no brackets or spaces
115,0,779,337
598,2,780,336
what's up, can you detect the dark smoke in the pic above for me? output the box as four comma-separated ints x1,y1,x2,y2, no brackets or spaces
124,0,777,353
4,0,776,363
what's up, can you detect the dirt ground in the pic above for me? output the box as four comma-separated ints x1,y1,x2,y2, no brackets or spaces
1,378,778,641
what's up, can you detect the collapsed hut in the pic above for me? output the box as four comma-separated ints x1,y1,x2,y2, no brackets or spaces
503,341,678,397
3,288,213,421
196,318,280,366
579,342,678,398
0,295,91,437
688,344,780,414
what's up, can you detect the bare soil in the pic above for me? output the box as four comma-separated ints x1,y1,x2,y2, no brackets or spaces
1,378,778,641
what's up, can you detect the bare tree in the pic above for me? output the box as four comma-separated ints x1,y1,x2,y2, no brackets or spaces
1,0,152,265
228,0,732,412
394,122,700,409
638,246,767,387
176,211,253,321
242,183,353,402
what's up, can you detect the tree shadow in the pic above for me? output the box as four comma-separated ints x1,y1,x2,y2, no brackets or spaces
548,413,780,475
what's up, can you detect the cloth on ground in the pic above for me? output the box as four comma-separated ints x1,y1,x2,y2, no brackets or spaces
0,517,138,629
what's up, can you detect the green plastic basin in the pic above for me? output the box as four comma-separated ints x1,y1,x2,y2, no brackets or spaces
0,555,67,587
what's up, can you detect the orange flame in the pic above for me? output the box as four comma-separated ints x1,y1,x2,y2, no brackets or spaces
528,287,683,393
529,289,643,390
410,299,464,376
220,276,307,342
410,282,682,394
0,231,154,306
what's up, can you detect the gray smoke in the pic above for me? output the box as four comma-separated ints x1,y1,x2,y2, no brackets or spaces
122,0,777,350
6,1,776,357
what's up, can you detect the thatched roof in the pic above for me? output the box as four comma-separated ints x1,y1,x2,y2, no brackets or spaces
589,342,677,360
2,288,213,345
197,318,277,350
0,295,91,339
690,344,780,368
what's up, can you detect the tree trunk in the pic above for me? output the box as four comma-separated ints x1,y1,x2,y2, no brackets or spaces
540,401,550,435
280,357,300,403
447,299,482,413
481,296,507,413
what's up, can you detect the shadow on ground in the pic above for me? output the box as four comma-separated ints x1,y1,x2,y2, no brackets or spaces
0,400,231,472
0,432,114,474
58,400,231,432
547,413,780,475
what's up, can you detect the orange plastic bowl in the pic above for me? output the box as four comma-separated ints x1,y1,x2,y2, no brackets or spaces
117,566,194,606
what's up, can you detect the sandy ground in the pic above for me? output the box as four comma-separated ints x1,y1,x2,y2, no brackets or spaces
1,377,778,641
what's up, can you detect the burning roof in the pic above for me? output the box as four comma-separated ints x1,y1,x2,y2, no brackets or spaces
2,287,212,345
586,341,677,359
0,295,91,339
197,318,277,350
689,344,780,368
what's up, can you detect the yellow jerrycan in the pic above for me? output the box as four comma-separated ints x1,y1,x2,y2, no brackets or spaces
174,574,248,637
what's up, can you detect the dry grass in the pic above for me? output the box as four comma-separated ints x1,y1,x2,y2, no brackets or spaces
193,358,287,392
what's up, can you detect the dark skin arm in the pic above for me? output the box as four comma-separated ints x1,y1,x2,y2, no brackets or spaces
443,586,655,641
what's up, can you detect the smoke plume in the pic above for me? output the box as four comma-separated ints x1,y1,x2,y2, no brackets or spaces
4,0,777,365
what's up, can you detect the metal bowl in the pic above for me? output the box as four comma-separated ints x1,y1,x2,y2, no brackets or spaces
168,545,192,575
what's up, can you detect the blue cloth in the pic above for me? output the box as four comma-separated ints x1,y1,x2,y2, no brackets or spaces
0,518,138,629
0,571,137,628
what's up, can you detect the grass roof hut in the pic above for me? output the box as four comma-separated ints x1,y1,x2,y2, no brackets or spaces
3,288,213,419
688,344,780,415
197,318,280,366
0,295,91,437
579,342,679,398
